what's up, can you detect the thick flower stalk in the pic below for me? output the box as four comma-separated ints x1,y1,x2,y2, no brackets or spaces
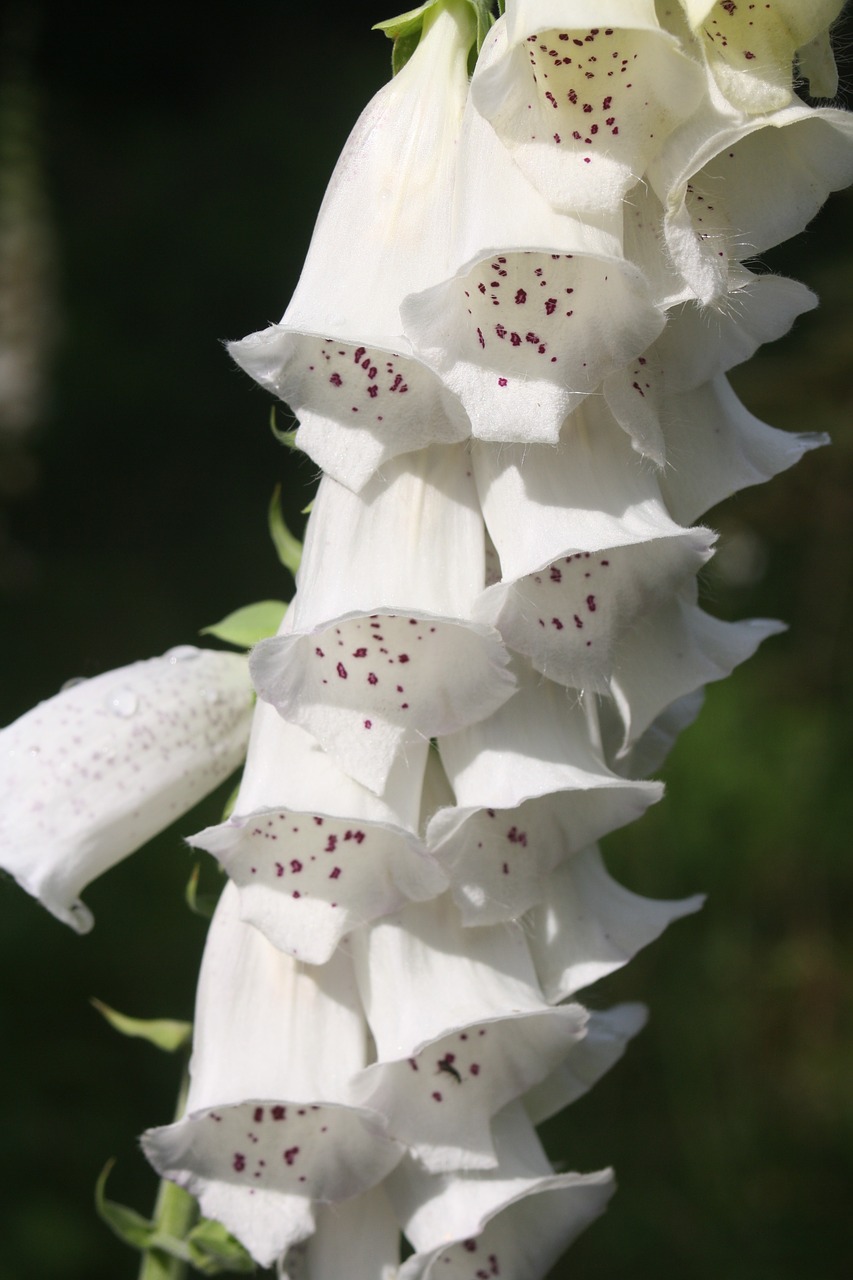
1,1,849,1276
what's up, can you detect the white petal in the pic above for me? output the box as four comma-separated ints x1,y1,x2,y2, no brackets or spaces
524,1003,648,1122
432,671,661,923
390,1104,614,1275
652,272,818,395
680,0,844,113
605,688,705,779
472,5,704,214
609,589,785,749
142,883,401,1267
250,449,515,793
401,90,663,445
650,100,853,302
279,1186,400,1280
349,897,587,1171
526,847,704,1002
0,647,253,932
660,374,828,525
189,705,445,964
228,2,476,489
471,421,715,691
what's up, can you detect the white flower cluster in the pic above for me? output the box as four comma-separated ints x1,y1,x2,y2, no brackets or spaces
1,1,850,1276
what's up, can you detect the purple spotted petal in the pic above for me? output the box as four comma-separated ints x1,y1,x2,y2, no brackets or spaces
472,6,703,215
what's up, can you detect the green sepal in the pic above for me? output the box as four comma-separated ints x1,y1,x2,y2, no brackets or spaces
96,1161,159,1251
185,1219,256,1275
269,483,303,577
200,599,287,649
186,864,222,920
270,405,298,449
91,1000,192,1053
374,0,493,75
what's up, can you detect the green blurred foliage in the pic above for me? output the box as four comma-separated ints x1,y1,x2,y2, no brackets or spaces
0,2,851,1278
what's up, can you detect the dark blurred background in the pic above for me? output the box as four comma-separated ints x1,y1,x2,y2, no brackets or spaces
0,2,851,1277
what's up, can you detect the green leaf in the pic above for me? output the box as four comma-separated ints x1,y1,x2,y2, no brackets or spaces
186,864,222,920
269,484,303,577
95,1161,158,1251
200,599,287,648
270,404,298,449
91,1000,191,1053
186,1219,256,1275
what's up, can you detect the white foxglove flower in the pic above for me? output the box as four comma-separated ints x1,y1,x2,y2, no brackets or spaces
189,701,446,964
648,96,853,303
0,646,253,931
349,895,589,1172
676,0,844,113
401,84,665,445
430,665,662,924
250,445,515,795
142,881,402,1268
389,1103,613,1279
525,846,704,1001
228,0,477,492
470,411,714,692
471,2,704,214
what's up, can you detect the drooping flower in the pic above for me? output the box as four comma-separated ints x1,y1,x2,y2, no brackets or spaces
0,646,253,931
189,700,446,965
228,0,479,492
428,664,663,923
401,87,665,444
250,444,516,794
471,1,705,215
142,880,403,1268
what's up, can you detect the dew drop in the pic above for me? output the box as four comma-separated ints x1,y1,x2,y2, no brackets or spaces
107,687,138,718
165,645,200,664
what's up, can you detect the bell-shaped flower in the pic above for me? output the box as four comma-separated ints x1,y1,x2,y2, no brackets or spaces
429,664,662,924
471,2,704,216
401,84,664,445
525,846,704,1002
648,95,853,303
0,646,253,932
389,1103,613,1279
189,701,446,965
250,445,516,795
470,408,715,692
348,895,589,1172
227,0,477,493
675,0,845,114
142,881,402,1268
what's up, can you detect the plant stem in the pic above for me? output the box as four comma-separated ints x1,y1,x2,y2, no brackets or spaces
138,1067,197,1280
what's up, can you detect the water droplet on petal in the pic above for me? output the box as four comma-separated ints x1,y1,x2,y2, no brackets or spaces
165,645,200,664
107,687,138,718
